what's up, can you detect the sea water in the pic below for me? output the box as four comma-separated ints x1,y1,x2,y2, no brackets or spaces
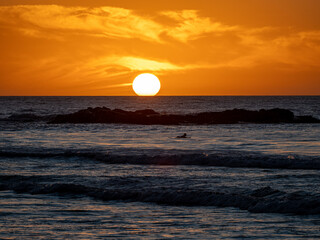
0,96,319,239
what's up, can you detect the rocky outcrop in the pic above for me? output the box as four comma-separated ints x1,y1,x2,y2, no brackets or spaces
48,107,320,124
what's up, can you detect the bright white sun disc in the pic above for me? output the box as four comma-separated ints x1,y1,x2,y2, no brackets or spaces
132,73,161,96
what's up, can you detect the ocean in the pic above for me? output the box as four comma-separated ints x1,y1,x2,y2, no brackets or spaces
0,96,319,239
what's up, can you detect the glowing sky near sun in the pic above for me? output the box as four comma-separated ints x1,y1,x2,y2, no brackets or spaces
0,0,319,95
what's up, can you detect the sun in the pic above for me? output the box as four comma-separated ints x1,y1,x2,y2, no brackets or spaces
132,73,161,96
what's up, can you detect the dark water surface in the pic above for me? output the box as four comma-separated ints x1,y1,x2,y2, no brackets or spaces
0,96,319,239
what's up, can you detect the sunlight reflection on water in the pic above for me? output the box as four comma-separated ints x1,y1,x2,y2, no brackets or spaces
1,191,319,239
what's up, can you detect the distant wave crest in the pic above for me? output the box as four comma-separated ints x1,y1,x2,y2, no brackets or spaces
0,113,55,122
1,148,319,170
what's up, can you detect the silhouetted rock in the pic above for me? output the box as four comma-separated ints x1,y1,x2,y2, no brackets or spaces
294,115,320,123
135,109,158,115
48,107,320,124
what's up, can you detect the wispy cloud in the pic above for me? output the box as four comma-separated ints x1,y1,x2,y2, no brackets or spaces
0,4,320,81
0,5,164,42
161,10,237,42
107,56,183,71
0,5,237,44
228,29,320,69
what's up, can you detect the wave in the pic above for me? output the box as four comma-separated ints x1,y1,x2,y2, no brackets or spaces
1,148,319,170
0,175,319,215
0,113,55,122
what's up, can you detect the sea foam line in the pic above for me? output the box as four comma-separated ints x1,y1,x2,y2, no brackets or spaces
0,149,319,170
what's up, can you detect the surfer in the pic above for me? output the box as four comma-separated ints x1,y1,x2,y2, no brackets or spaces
176,133,188,138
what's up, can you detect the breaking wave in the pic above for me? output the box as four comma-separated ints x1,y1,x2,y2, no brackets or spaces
0,148,319,170
0,175,319,215
0,113,55,122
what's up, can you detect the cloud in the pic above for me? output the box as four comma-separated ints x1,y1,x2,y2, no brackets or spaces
231,29,320,69
65,55,201,85
0,5,163,42
1,4,320,74
161,10,237,42
107,56,183,71
0,5,237,43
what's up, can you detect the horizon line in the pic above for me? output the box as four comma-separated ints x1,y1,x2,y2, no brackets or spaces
1,95,319,97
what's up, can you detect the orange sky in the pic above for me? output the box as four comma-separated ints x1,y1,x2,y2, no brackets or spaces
0,0,319,95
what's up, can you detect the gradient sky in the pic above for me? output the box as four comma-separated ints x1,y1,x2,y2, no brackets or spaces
0,0,320,95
